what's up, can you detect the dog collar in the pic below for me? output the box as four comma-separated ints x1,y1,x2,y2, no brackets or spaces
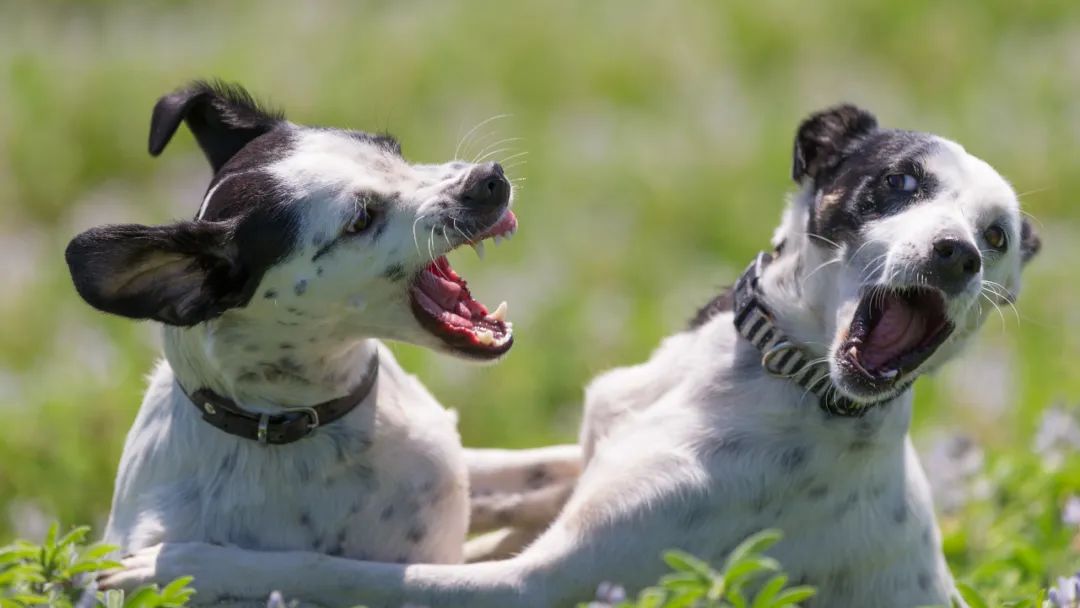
180,353,379,445
733,252,877,418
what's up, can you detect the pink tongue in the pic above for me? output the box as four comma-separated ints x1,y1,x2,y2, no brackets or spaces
417,271,462,310
861,296,926,370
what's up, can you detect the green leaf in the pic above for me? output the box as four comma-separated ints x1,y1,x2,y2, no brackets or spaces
749,574,788,608
956,582,990,608
773,586,816,607
722,530,783,573
663,550,715,581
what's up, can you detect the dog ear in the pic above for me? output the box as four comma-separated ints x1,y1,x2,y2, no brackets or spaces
1020,217,1041,264
65,221,254,326
792,104,878,183
149,80,283,173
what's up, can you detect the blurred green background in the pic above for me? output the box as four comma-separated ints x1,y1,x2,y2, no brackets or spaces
1,0,1079,599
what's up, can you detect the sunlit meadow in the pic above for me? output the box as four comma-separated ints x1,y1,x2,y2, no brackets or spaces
1,1,1079,605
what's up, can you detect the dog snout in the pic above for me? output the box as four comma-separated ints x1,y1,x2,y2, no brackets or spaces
928,236,981,294
461,162,510,209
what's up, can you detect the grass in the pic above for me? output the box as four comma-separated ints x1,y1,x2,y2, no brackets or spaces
0,0,1078,605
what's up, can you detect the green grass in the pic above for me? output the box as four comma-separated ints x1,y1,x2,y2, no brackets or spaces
1,0,1078,605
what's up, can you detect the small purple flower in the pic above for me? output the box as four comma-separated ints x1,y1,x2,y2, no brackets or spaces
1034,406,1080,469
587,581,627,607
1063,496,1080,527
1046,572,1080,608
922,433,986,513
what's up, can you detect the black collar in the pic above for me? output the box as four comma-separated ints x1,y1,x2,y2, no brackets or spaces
733,252,890,418
179,353,380,445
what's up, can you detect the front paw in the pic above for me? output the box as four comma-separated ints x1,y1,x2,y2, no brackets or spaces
98,542,238,602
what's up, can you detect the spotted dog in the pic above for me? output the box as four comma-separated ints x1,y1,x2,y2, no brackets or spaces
103,105,1040,608
66,80,582,596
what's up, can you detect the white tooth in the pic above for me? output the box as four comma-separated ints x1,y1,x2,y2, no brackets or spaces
476,329,495,345
490,301,508,322
471,241,486,260
493,235,502,246
502,230,514,241
847,345,858,359
880,369,898,379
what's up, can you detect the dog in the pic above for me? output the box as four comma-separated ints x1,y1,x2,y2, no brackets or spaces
102,104,1041,608
66,80,582,591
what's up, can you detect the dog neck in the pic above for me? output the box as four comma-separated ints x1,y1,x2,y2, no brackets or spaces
163,314,379,415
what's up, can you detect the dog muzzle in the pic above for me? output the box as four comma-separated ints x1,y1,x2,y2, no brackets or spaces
733,252,904,418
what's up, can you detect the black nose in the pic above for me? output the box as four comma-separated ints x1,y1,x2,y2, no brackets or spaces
929,237,981,294
461,162,510,209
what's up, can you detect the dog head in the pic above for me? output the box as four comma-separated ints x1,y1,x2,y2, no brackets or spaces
767,104,1039,404
66,80,516,360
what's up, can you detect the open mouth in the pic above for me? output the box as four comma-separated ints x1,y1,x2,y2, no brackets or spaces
840,286,954,391
408,210,517,359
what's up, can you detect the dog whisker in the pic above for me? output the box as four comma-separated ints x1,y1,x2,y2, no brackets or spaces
455,114,511,161
473,147,519,164
472,137,523,161
807,233,842,249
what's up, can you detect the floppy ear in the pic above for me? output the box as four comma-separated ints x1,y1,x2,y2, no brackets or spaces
149,80,283,173
65,221,255,326
792,104,878,183
1020,217,1041,264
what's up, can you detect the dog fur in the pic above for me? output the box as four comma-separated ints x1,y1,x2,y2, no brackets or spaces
102,104,1040,608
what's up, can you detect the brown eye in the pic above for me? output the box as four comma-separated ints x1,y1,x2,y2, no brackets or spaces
345,207,372,234
984,224,1007,250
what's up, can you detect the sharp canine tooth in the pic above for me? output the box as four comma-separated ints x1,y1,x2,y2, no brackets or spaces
490,301,508,322
881,369,898,379
493,235,502,246
471,241,486,260
847,345,858,359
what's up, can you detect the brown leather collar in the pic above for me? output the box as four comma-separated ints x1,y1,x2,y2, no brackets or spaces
180,353,379,445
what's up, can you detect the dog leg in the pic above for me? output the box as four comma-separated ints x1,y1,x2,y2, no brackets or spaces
465,444,582,496
102,456,692,608
463,526,543,562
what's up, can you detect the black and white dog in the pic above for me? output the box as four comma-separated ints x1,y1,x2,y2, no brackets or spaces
67,81,581,580
104,105,1040,607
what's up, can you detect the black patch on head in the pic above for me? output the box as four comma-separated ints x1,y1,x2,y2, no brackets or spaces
688,285,734,330
149,79,284,173
382,264,407,282
343,130,402,157
294,279,308,296
806,129,942,246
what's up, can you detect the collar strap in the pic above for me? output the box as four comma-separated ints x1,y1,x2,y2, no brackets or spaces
180,353,380,445
733,252,874,418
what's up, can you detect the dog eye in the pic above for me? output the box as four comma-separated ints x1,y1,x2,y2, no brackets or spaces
983,224,1007,250
884,173,918,192
345,207,373,234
